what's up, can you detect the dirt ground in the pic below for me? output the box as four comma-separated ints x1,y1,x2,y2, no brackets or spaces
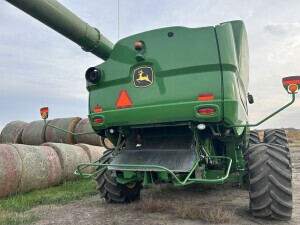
28,147,300,225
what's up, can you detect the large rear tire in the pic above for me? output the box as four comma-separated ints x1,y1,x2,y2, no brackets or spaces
246,143,292,220
264,129,289,149
95,152,142,203
249,131,260,146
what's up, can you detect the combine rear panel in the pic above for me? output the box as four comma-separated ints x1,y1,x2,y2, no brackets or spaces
88,21,248,135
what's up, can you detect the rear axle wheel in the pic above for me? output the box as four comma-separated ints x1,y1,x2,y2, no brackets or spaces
264,129,289,149
249,131,260,145
246,143,292,220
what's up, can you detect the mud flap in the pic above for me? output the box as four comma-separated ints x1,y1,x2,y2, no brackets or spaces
109,149,197,172
108,133,197,172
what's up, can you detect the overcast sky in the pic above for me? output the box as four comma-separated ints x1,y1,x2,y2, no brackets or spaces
0,0,300,132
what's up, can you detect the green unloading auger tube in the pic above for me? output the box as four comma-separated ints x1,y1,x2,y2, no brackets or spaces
5,0,114,61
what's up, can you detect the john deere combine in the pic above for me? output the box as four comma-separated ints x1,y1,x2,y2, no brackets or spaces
6,0,299,220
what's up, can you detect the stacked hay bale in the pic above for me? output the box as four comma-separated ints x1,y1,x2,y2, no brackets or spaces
100,137,114,150
1,117,111,147
43,143,90,180
11,144,62,193
0,144,22,197
45,117,81,144
21,120,48,145
0,117,109,198
74,118,101,145
0,121,28,144
76,144,106,173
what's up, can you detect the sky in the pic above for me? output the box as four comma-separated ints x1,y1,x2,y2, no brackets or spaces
0,0,300,132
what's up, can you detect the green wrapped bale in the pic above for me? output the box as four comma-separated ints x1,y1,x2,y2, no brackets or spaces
76,144,106,173
21,120,48,145
0,144,22,197
74,118,101,146
45,117,81,144
0,121,28,144
43,143,90,180
11,144,62,193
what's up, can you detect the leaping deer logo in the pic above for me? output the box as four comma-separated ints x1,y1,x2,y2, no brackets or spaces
133,66,154,88
136,69,151,83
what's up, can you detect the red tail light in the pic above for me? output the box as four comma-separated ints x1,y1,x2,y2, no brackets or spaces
198,108,215,115
93,118,103,124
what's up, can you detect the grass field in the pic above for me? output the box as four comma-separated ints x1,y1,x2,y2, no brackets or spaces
286,132,300,146
0,179,97,225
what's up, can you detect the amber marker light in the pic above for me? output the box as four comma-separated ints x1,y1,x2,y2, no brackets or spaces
40,107,49,119
135,41,143,51
288,84,298,93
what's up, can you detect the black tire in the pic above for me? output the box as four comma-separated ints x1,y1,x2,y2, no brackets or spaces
249,131,260,146
246,143,292,220
95,153,142,203
264,129,289,149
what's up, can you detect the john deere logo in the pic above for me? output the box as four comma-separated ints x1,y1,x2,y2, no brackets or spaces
133,67,154,88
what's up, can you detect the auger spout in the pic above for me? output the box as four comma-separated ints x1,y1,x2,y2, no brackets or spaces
6,0,114,60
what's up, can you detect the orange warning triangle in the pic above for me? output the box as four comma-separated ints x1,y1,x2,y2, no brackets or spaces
116,90,132,108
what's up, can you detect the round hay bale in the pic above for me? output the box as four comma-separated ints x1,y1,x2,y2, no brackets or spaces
38,146,62,187
100,137,115,150
21,120,49,145
43,143,90,180
11,144,62,193
74,118,101,146
0,144,22,197
76,144,106,173
45,117,81,144
0,121,28,144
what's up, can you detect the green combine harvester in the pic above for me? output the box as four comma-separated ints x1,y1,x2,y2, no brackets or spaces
6,0,300,220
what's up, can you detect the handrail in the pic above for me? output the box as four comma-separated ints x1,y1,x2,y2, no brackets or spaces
75,156,232,185
226,93,296,128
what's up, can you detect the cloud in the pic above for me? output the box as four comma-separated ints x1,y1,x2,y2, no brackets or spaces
264,22,300,35
1,0,300,130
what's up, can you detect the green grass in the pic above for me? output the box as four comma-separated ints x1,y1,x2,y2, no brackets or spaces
0,212,39,225
0,179,97,225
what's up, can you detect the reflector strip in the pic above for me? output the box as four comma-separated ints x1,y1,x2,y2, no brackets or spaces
198,93,214,101
198,108,215,115
94,106,103,113
282,76,300,85
93,118,103,124
283,80,300,85
116,90,132,108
